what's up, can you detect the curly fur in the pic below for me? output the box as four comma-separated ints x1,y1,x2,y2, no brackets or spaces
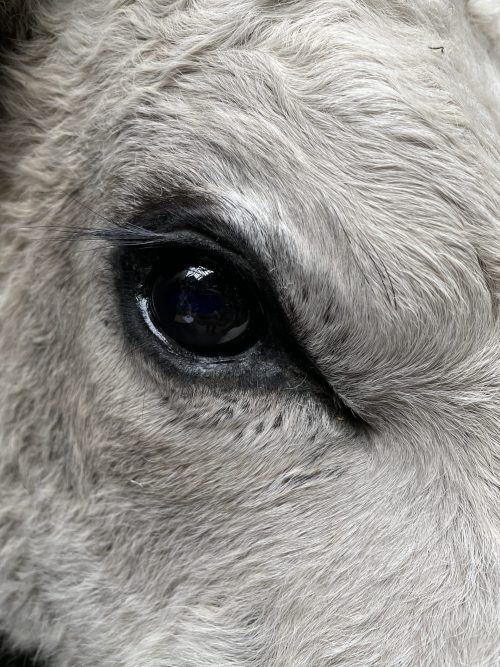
0,1,499,665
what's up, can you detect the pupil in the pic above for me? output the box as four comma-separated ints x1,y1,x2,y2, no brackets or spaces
150,262,253,354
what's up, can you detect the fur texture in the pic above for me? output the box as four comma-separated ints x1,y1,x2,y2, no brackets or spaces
0,1,499,665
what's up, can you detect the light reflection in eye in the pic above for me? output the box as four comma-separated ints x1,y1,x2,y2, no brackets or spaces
185,266,213,281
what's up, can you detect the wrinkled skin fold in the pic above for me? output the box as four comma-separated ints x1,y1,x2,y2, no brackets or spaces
0,1,499,665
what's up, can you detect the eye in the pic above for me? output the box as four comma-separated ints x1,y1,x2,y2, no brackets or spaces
132,244,264,357
116,223,363,425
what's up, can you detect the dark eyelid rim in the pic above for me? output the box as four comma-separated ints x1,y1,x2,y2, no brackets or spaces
123,201,262,267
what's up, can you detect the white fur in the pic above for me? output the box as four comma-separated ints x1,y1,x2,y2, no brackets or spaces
0,1,499,665
468,0,500,50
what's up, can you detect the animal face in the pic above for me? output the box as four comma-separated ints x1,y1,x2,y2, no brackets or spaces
0,1,499,665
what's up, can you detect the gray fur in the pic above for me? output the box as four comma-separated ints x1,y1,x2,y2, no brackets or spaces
0,1,499,665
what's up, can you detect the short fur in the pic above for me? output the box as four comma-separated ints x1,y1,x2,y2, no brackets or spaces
0,1,499,665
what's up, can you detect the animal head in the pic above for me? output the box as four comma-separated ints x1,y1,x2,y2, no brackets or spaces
0,1,499,665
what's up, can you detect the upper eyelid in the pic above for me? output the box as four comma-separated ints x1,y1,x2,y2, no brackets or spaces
66,194,269,269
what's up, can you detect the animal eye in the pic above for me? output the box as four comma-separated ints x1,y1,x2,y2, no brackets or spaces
134,245,264,356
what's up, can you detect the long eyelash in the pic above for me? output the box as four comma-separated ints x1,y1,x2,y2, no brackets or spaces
25,195,169,247
66,226,167,246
